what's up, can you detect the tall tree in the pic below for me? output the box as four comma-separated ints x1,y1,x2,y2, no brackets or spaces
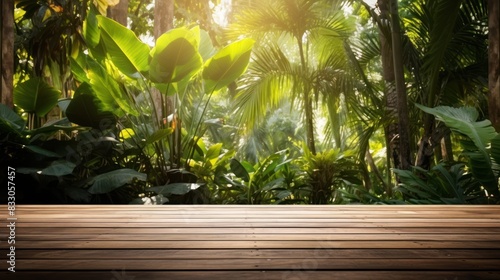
489,0,500,131
389,0,412,170
153,0,177,164
152,0,174,124
1,0,14,108
110,0,130,26
410,0,486,170
375,0,402,175
154,0,174,38
230,0,354,155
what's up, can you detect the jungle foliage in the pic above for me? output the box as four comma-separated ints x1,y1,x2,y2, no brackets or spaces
1,0,498,205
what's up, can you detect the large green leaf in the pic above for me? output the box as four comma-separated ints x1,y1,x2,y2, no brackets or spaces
416,104,496,157
0,104,26,143
230,158,250,182
70,55,90,84
24,145,61,158
88,169,147,194
97,15,150,78
66,94,116,129
88,64,138,116
199,29,217,61
203,38,255,92
14,78,60,116
0,103,25,129
149,27,203,84
145,128,174,145
149,183,202,196
417,104,499,196
83,5,100,48
18,160,76,177
28,118,84,140
491,134,500,166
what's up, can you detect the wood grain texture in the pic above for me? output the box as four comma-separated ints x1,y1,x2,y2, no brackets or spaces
1,205,499,280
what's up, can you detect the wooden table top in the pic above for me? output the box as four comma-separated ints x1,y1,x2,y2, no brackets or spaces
1,205,500,279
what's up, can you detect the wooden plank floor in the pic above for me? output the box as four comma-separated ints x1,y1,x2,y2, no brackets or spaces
1,205,500,279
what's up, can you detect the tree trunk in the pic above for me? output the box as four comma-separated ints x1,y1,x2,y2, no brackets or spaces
297,38,316,155
154,0,174,38
1,0,14,108
377,0,399,176
153,0,174,125
489,0,500,131
110,0,129,26
153,0,178,165
389,0,412,171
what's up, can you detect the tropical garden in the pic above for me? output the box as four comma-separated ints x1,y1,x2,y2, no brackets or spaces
1,0,499,205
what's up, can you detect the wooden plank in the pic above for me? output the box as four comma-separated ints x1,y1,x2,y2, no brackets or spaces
14,222,500,228
14,226,500,234
3,205,499,278
11,233,500,241
9,258,500,270
2,271,500,280
15,240,500,249
9,249,500,259
13,218,500,223
17,208,500,218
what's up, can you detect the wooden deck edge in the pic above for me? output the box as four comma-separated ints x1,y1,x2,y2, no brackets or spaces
2,270,500,280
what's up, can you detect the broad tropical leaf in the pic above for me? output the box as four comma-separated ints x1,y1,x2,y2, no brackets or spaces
66,94,116,129
203,38,255,92
14,78,60,116
19,160,76,177
199,29,217,61
490,134,500,166
417,104,499,196
205,143,223,161
416,104,496,156
0,103,25,130
88,64,139,116
145,128,174,145
149,27,203,84
149,183,202,196
24,145,61,158
70,56,91,84
88,169,147,194
230,158,251,182
83,5,100,48
0,104,25,143
97,15,150,78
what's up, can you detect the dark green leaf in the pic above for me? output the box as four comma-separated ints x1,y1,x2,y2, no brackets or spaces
149,183,202,196
14,78,60,116
145,128,174,145
230,158,250,182
88,169,147,194
24,145,61,158
66,94,116,129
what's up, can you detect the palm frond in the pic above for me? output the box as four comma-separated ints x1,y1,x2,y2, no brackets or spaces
234,44,299,130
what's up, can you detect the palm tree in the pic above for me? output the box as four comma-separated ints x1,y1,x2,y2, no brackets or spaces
403,0,488,169
361,0,412,172
356,0,488,171
229,0,355,155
